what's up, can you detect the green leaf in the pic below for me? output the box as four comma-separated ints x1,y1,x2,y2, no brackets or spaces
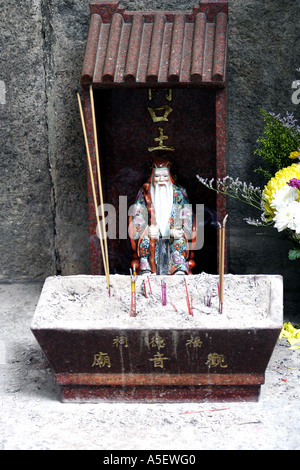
254,109,300,183
288,249,300,260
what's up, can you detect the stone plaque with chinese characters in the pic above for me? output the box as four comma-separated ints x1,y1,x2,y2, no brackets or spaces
34,326,276,377
89,330,230,373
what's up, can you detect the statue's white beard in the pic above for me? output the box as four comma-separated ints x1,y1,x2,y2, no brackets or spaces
150,182,173,237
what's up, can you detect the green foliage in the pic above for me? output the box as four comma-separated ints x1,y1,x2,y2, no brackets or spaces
254,109,300,182
288,249,300,261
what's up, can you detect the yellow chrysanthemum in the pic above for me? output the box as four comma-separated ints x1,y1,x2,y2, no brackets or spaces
289,151,300,160
263,163,300,218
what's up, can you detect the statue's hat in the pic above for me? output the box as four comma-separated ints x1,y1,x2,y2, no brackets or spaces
148,156,175,184
151,156,172,169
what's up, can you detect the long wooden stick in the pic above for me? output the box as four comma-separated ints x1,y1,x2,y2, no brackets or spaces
218,214,228,313
130,268,136,317
89,85,110,281
77,93,110,291
219,225,224,309
218,221,222,298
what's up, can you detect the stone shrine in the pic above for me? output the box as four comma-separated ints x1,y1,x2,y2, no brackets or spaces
31,1,283,403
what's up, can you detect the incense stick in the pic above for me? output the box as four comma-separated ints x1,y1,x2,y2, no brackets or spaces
130,268,137,317
143,279,148,298
89,86,110,282
161,280,167,306
148,276,153,295
218,224,223,313
204,296,211,307
218,214,228,313
77,93,110,291
184,278,193,316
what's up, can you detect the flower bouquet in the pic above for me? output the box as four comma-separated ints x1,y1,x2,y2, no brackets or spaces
263,163,300,259
197,110,300,261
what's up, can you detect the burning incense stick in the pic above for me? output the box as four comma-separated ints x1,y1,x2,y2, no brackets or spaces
218,214,228,314
77,93,110,292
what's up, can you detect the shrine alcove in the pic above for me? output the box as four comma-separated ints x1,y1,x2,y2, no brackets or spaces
80,0,228,275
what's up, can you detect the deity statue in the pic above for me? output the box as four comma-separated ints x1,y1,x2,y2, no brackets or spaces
129,157,195,275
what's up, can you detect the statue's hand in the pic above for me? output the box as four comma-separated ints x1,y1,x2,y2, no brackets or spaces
170,228,183,239
148,224,159,239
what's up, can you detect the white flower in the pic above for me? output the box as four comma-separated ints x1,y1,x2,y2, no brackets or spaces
273,201,299,232
270,186,299,211
290,203,300,234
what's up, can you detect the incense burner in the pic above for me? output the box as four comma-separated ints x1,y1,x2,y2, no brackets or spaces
31,273,283,403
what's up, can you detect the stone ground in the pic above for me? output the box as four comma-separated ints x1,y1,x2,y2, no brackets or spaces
0,281,299,451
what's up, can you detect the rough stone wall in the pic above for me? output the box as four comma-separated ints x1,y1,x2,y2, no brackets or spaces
39,0,91,277
0,0,91,281
0,0,299,307
227,0,300,306
0,1,55,280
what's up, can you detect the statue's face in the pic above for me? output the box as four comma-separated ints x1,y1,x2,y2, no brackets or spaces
152,168,171,187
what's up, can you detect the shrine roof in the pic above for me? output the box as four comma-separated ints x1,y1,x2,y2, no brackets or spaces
81,1,228,88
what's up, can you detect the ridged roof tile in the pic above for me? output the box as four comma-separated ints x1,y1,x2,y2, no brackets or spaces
81,1,228,87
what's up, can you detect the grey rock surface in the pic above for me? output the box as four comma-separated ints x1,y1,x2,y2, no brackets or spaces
226,0,300,309
0,1,55,280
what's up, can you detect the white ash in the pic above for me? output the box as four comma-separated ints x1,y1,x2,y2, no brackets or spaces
31,273,283,330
